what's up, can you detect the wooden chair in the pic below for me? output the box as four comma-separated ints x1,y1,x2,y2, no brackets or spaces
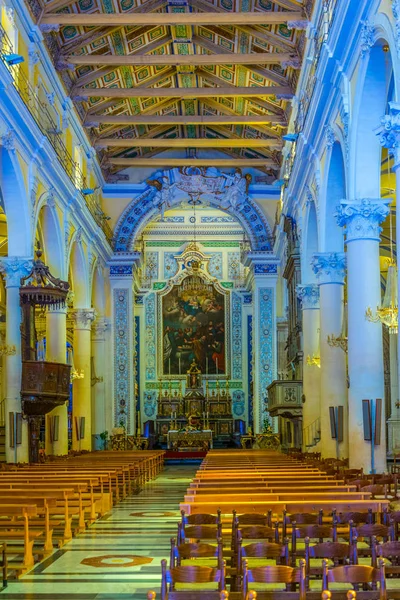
181,509,222,527
236,537,290,583
232,510,272,527
373,538,400,575
160,557,226,599
333,509,373,525
241,557,306,600
305,537,357,587
322,558,386,599
292,524,337,564
350,522,392,547
178,523,222,546
233,523,280,557
149,591,229,599
322,592,357,600
360,484,386,499
383,509,400,538
282,510,323,538
170,537,223,569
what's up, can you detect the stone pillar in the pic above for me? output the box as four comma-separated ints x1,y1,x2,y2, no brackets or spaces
0,257,32,463
45,307,68,456
296,284,320,451
109,260,137,434
376,103,400,453
336,199,390,472
91,317,109,449
246,257,278,433
311,253,348,459
71,309,95,451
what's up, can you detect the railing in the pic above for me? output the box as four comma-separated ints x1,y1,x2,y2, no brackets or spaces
0,25,113,245
303,417,321,449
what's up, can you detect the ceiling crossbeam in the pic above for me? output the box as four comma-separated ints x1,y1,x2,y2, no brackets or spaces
109,157,276,167
95,137,283,148
73,85,293,100
83,114,287,126
41,11,305,27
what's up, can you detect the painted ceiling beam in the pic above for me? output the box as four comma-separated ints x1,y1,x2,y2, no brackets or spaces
95,137,283,148
41,12,305,27
65,52,299,67
73,85,293,100
109,157,276,167
83,114,287,126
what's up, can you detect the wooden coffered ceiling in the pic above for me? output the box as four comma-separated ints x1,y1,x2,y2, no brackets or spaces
32,0,310,182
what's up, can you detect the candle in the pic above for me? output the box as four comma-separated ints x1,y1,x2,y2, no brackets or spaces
169,358,171,376
137,411,141,435
206,357,208,375
216,358,218,373
179,357,181,375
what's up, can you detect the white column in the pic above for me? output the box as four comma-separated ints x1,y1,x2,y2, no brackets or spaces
45,307,68,456
91,317,109,448
71,309,96,451
296,284,320,450
312,253,348,459
336,199,390,472
0,258,32,463
377,104,400,453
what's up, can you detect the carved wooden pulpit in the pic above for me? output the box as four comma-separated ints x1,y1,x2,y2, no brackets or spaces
20,244,71,463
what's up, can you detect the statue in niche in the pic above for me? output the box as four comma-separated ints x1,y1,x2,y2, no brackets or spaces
147,176,176,220
218,169,252,211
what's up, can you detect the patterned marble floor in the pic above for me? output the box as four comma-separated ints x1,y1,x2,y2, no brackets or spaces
0,463,197,600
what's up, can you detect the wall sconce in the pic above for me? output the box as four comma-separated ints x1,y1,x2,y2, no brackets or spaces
306,354,320,368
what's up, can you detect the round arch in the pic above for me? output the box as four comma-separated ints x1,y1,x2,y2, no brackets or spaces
0,146,32,256
37,204,64,279
320,141,346,253
114,168,273,252
302,199,319,283
69,238,89,307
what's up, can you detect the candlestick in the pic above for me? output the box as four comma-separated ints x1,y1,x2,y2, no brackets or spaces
216,357,218,374
137,411,141,435
179,357,181,375
206,357,208,375
169,358,171,376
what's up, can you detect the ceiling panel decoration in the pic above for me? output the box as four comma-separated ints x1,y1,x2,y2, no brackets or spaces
27,0,311,181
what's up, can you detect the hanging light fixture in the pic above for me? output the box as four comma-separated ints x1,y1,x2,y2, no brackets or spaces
366,151,398,334
181,191,212,296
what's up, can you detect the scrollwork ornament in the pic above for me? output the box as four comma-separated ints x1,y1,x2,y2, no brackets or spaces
377,102,400,162
311,252,346,285
325,124,335,149
335,198,390,243
360,19,375,58
296,284,320,310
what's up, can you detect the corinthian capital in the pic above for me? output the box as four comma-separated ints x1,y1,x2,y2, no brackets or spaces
71,308,96,330
335,198,390,243
92,317,110,340
311,252,346,285
0,257,33,288
376,102,400,158
296,284,320,310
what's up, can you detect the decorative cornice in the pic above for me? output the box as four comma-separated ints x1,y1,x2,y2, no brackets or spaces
71,308,96,330
325,124,335,149
311,252,346,285
335,199,390,243
0,257,33,288
296,284,320,310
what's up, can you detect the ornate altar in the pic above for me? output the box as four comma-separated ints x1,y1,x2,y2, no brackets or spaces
167,429,213,450
20,244,71,463
156,360,233,441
